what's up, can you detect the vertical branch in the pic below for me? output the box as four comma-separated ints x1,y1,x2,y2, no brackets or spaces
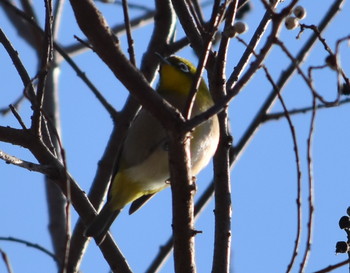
211,108,231,273
169,131,197,273
40,0,67,270
261,64,303,273
210,1,237,271
299,97,316,273
31,0,54,136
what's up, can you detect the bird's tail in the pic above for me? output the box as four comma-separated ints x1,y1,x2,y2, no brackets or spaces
84,205,121,245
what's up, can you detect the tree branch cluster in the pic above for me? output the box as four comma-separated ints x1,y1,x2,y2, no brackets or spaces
0,0,349,272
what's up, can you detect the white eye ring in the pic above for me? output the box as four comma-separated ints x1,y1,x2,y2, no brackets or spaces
177,62,190,73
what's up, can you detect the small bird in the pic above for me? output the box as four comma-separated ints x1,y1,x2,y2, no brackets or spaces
85,56,220,244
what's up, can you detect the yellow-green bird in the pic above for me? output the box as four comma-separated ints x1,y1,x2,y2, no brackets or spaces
85,56,219,244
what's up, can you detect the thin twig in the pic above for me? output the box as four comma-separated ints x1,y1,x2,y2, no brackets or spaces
185,3,287,132
261,64,303,273
31,0,54,137
64,10,156,56
0,29,36,100
183,0,226,120
0,248,13,273
336,35,350,90
0,0,119,120
210,1,237,272
9,104,28,130
73,35,93,50
0,95,25,116
171,0,204,54
0,236,58,263
313,259,349,273
263,98,350,121
298,24,333,54
274,38,340,106
54,45,119,120
240,31,304,272
121,0,136,65
226,0,280,89
0,150,54,175
299,96,317,272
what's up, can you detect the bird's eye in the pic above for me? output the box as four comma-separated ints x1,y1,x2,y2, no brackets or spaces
177,62,190,73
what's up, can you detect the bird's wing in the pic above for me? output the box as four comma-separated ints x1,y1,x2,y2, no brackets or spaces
119,108,169,170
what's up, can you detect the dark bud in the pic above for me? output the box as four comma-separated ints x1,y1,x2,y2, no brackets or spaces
341,83,350,96
325,54,338,71
335,241,349,254
339,216,350,229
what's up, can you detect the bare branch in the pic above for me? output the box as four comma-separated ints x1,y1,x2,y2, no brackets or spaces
171,0,204,54
0,248,13,273
64,10,156,56
313,259,349,273
121,0,136,65
0,95,25,116
0,236,58,264
169,132,197,273
0,0,118,120
226,0,280,89
231,0,345,159
274,38,340,106
299,97,316,273
0,150,53,175
9,104,27,130
263,98,350,121
210,2,238,272
260,63,303,273
69,0,184,133
0,28,36,101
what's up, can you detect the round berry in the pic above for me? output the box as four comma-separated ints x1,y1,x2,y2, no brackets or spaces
285,16,299,30
233,22,248,34
293,6,307,20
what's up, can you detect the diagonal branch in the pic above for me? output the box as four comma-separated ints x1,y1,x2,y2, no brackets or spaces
0,150,53,175
0,125,133,273
69,0,184,132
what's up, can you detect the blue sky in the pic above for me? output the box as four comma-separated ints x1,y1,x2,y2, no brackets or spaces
1,1,350,272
